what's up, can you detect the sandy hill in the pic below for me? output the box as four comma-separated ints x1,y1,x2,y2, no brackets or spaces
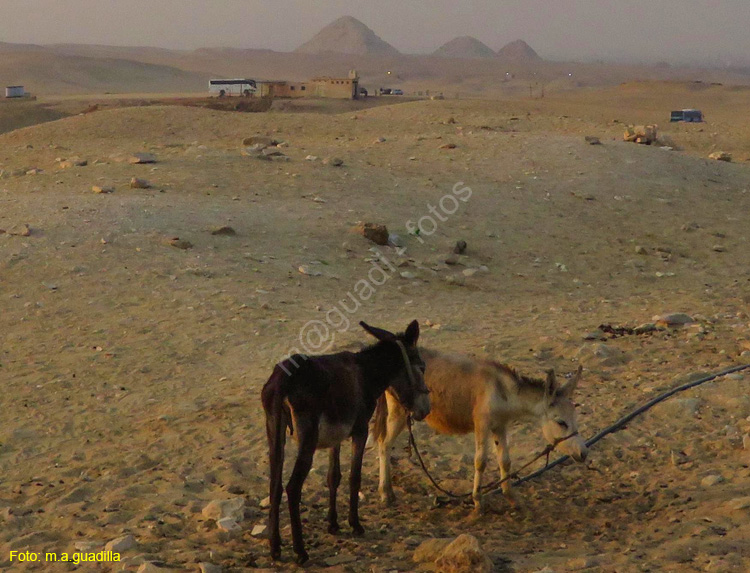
1,94,750,571
295,15,400,56
433,36,497,59
497,39,542,61
0,48,209,95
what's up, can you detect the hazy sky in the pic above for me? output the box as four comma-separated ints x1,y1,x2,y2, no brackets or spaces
2,0,749,65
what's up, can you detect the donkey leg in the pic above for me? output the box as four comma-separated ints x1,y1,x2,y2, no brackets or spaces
379,397,407,505
266,412,286,560
327,445,342,534
285,418,317,565
472,424,492,512
493,430,519,506
348,431,368,535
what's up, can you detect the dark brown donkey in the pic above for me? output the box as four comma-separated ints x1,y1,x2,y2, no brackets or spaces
261,320,430,565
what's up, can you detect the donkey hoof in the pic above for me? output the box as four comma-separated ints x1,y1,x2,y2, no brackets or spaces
351,524,365,536
380,492,396,506
294,551,309,565
328,523,341,535
270,548,281,561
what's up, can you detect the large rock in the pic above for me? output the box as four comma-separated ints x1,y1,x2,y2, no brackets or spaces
128,153,157,164
624,125,657,144
105,534,136,553
202,497,246,521
413,538,453,563
653,313,695,327
354,222,389,246
434,534,492,573
709,151,732,162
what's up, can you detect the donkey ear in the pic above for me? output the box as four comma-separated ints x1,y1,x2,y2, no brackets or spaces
403,320,420,346
544,369,557,399
360,321,396,342
558,365,583,397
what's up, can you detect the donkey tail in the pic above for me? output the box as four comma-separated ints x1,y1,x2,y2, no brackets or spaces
262,364,292,558
372,391,389,443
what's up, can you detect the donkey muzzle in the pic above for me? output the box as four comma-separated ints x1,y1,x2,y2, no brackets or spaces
410,393,431,422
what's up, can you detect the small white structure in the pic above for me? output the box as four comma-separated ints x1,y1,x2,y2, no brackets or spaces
5,86,25,98
208,79,256,97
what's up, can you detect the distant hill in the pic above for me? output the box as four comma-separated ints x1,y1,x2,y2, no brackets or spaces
295,16,400,56
433,36,496,59
497,40,542,61
0,48,208,95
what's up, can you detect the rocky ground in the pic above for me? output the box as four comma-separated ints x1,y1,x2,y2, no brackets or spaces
1,89,750,572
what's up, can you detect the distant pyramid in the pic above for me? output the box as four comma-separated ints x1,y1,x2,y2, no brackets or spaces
497,40,542,61
295,16,400,56
432,36,496,59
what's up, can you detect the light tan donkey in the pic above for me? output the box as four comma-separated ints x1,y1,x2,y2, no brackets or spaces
373,349,588,511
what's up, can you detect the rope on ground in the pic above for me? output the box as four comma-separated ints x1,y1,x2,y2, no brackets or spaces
513,362,750,486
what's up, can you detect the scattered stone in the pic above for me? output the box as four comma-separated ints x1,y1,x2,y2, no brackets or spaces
217,517,241,532
413,539,453,563
137,563,174,573
444,254,460,266
567,556,598,570
199,564,223,573
26,168,43,175
654,313,695,327
634,323,658,335
453,240,467,254
323,157,344,167
211,226,236,236
439,143,457,149
74,541,102,552
374,137,386,143
583,329,607,341
713,245,726,252
743,434,750,450
355,222,389,246
202,497,246,521
445,275,466,286
324,553,357,567
388,233,405,248
434,534,492,573
584,136,601,145
727,497,750,510
462,268,478,278
242,136,277,147
130,177,151,189
681,222,700,232
624,125,657,144
701,474,724,487
7,223,31,237
92,185,114,194
59,158,88,168
671,450,690,466
251,524,267,538
298,265,322,277
400,271,417,280
241,147,271,160
305,155,318,161
635,245,648,255
167,238,193,250
105,534,136,553
128,153,157,164
709,151,732,162
262,148,285,157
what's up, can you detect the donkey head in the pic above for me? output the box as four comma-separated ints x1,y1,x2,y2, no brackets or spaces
360,320,431,421
539,366,588,462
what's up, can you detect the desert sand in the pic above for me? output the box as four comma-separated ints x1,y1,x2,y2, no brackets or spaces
1,81,750,573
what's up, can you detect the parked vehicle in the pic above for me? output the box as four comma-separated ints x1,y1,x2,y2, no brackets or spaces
359,87,368,97
379,88,392,95
392,89,404,95
670,109,703,123
209,79,257,97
